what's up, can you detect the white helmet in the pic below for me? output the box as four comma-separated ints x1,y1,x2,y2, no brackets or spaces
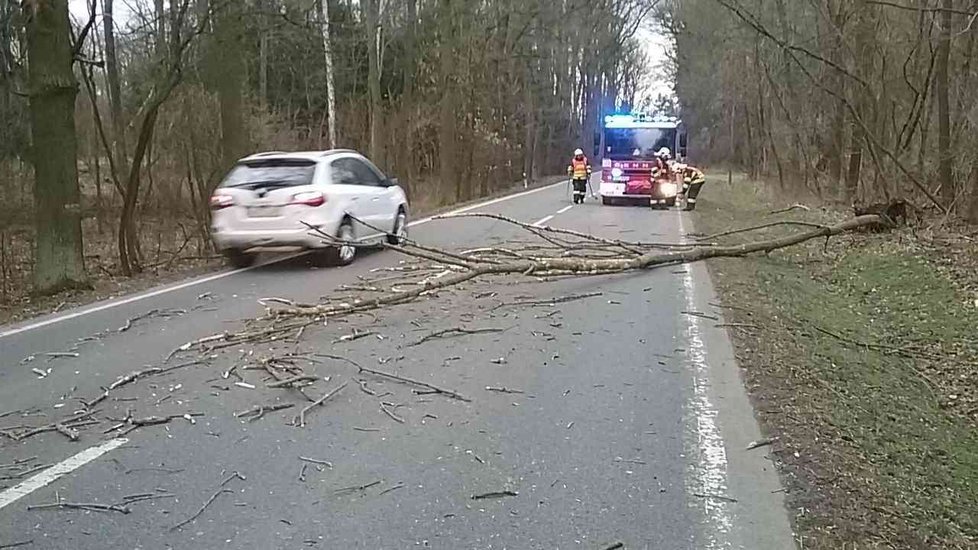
656,147,672,159
574,148,584,156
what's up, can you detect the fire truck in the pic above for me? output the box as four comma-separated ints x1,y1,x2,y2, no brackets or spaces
597,114,688,207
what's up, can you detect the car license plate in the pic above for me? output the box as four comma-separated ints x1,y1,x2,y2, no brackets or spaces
248,206,280,218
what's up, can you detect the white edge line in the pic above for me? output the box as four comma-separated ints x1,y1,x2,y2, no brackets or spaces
556,205,574,214
0,438,128,510
0,181,563,340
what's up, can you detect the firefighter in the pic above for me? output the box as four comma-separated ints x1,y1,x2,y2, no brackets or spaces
652,147,672,179
567,148,592,204
678,163,706,211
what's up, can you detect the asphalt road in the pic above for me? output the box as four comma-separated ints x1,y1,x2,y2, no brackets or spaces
0,182,795,549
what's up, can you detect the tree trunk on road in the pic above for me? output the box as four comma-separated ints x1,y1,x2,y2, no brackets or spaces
25,0,88,294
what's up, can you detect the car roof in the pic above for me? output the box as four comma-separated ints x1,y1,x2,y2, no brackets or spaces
238,149,361,163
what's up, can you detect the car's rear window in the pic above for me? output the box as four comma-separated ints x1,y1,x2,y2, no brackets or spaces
221,159,317,189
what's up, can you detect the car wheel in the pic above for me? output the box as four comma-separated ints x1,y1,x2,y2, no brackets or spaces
387,209,408,246
325,220,357,266
224,249,256,268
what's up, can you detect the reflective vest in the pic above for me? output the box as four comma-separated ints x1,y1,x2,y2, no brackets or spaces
683,166,705,185
569,157,590,179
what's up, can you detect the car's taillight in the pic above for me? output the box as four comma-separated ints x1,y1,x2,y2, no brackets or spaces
210,194,234,210
291,191,326,207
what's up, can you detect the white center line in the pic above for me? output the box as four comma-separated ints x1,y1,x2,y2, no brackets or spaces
532,215,555,227
0,438,128,510
556,205,574,214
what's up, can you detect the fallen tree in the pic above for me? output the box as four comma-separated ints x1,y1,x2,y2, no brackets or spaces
158,212,886,358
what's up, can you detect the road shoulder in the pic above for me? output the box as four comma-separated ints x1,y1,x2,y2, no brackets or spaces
693,175,978,549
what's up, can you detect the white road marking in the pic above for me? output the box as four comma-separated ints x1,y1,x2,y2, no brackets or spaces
0,181,563,340
556,205,574,214
532,215,555,227
677,214,732,548
0,438,128,510
409,180,564,227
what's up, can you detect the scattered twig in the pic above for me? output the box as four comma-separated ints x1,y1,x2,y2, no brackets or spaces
44,352,80,359
314,353,363,369
379,483,405,496
407,326,508,347
333,329,376,344
28,500,130,514
170,489,233,530
379,402,405,424
746,438,776,451
83,360,203,409
333,480,382,495
494,292,603,310
298,456,333,468
471,490,518,500
682,311,720,321
356,378,378,396
768,204,811,215
692,492,738,503
715,323,759,329
485,386,524,394
0,540,33,549
267,375,319,388
295,382,348,427
234,402,294,421
358,366,470,402
602,542,625,550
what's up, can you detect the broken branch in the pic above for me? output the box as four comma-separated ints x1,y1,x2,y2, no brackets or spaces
295,382,348,427
358,366,471,402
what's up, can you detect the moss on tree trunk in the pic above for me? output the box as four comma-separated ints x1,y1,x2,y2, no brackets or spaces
25,0,88,294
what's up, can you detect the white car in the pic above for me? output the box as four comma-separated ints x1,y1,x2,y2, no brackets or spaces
209,150,409,267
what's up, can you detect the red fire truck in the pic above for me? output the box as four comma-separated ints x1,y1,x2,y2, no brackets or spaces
597,114,688,207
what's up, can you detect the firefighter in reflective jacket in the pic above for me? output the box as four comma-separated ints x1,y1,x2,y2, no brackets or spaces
567,148,592,204
652,147,673,179
678,164,706,211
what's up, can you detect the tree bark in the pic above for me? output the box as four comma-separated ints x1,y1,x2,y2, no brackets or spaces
365,0,382,166
438,0,457,199
214,2,247,170
935,0,953,205
318,0,337,148
845,0,874,202
103,0,126,171
24,0,88,293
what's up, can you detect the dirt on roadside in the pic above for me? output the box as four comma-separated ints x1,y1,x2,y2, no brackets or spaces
693,175,978,549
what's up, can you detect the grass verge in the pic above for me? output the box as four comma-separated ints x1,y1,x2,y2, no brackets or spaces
694,175,978,548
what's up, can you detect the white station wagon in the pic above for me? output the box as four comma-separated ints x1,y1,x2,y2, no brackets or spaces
210,150,409,267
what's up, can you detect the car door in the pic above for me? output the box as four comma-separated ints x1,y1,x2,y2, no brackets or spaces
344,157,390,238
327,157,371,238
360,158,404,230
